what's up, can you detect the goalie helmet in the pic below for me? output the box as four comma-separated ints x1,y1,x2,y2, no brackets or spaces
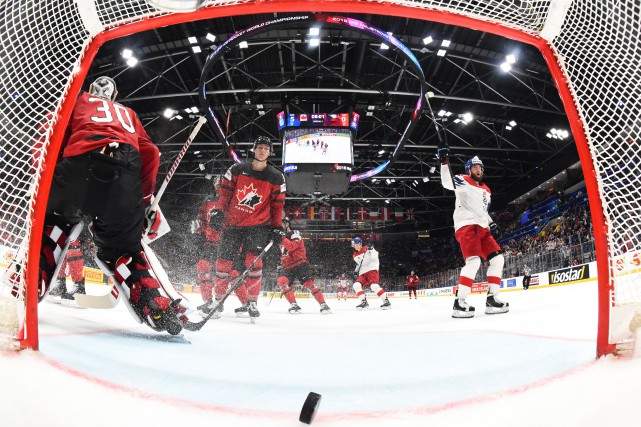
464,156,484,174
88,76,118,101
252,136,272,156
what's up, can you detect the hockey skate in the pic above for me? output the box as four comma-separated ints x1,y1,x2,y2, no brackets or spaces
46,278,66,303
452,297,475,318
319,302,332,314
248,301,260,324
356,298,369,311
485,294,509,314
61,279,86,308
288,302,302,314
380,298,391,310
198,299,223,318
234,301,249,317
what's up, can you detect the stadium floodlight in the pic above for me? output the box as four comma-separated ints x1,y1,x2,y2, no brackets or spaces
239,41,248,49
462,112,474,123
367,105,375,110
454,118,462,124
380,43,389,50
423,36,433,45
500,62,512,72
509,120,517,127
437,49,446,56
126,57,138,67
438,110,447,117
429,166,436,173
163,108,174,118
441,39,451,47
385,199,390,204
192,46,201,53
366,111,373,116
309,37,320,47
188,36,198,44
121,49,133,59
309,27,320,36
506,54,517,64
546,133,553,138
258,110,265,116
422,177,429,182
175,114,183,120
506,125,512,130
561,130,569,139
205,33,216,42
378,150,386,155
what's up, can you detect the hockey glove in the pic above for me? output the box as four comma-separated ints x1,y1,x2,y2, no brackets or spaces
489,222,499,235
144,207,163,240
208,209,224,231
272,227,286,244
437,142,450,164
352,271,359,281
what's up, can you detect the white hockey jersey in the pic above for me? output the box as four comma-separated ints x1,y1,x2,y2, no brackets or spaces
441,164,493,231
353,245,379,275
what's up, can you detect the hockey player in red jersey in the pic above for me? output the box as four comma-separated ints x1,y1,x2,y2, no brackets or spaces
214,136,286,320
337,274,349,301
194,177,249,318
39,76,183,334
47,239,86,307
438,142,509,318
405,270,419,299
351,237,391,310
277,218,331,314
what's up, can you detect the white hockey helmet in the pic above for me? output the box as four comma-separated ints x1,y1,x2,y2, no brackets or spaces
88,76,118,101
291,231,302,240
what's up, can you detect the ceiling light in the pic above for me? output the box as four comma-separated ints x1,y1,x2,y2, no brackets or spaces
422,177,429,182
192,46,201,53
453,118,462,124
366,111,373,116
385,199,390,203
500,62,512,72
385,179,391,185
506,125,512,130
378,150,386,155
190,107,199,113
256,104,264,109
126,57,138,67
380,43,389,50
423,36,433,45
194,151,200,155
429,166,436,173
509,120,517,127
367,105,375,110
188,36,198,44
163,108,174,118
175,114,183,120
437,49,446,56
239,41,248,49
462,112,474,123
205,33,216,42
309,27,320,36
198,163,205,171
121,49,133,59
506,54,517,64
441,39,451,47
445,111,452,117
561,130,569,139
309,37,320,47
546,133,553,138
258,110,265,116
438,110,447,117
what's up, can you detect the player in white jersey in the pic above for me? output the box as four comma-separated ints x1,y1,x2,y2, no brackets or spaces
438,143,509,318
351,237,391,310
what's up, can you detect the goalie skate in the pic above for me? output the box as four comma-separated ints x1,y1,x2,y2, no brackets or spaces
485,294,509,315
452,298,475,318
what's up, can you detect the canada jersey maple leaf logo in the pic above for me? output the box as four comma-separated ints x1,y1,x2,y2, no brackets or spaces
237,183,263,209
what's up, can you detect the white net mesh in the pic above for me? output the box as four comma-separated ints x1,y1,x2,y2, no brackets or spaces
0,0,639,352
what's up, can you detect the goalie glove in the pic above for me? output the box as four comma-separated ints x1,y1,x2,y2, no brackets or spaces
437,141,450,164
144,207,163,240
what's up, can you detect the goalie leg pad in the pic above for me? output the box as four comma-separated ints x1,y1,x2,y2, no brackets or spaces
39,220,83,301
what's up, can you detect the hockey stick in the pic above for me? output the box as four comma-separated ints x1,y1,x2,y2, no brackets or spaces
148,115,207,213
183,240,274,332
264,291,283,307
425,92,456,183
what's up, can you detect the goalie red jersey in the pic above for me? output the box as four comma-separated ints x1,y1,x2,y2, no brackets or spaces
61,91,159,199
218,162,285,228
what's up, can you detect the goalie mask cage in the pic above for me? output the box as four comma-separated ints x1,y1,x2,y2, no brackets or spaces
0,0,638,356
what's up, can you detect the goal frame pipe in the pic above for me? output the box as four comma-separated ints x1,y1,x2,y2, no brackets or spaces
26,0,612,355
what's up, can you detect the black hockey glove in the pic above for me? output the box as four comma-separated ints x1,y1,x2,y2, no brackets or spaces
351,271,359,281
489,222,499,235
271,227,285,244
208,209,224,231
437,142,450,164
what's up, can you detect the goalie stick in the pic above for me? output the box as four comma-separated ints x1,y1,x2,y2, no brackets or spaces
182,240,274,331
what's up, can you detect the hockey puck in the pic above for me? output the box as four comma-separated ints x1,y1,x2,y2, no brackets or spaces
299,392,322,424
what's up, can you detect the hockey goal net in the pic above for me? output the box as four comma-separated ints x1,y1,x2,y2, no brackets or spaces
0,0,639,356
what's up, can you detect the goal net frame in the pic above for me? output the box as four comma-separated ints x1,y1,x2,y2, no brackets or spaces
1,0,636,357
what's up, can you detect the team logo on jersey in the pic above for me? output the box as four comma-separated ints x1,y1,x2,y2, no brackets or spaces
237,183,262,209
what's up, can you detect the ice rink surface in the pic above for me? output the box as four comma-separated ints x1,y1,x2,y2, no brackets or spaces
3,280,641,427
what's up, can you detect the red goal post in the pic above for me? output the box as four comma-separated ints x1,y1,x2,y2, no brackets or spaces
0,0,636,356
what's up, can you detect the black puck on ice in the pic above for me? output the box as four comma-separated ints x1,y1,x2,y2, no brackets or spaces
299,392,322,424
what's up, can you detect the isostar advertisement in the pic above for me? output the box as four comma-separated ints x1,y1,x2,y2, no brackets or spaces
548,264,590,285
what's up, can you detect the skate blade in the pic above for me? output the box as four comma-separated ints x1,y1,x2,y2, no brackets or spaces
356,306,369,311
485,307,509,315
236,313,249,318
289,311,302,315
61,299,87,309
250,317,256,324
381,306,391,310
320,311,332,315
452,311,475,318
